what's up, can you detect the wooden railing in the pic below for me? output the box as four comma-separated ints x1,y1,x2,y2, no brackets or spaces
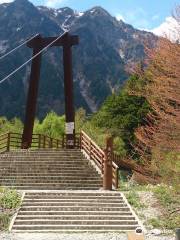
80,130,119,189
0,132,62,153
32,134,62,149
62,133,80,149
0,131,119,189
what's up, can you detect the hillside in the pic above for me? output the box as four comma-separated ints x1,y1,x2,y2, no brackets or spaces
0,0,157,119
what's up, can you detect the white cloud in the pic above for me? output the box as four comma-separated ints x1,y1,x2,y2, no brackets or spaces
116,14,125,22
151,16,180,42
0,0,13,3
45,0,65,8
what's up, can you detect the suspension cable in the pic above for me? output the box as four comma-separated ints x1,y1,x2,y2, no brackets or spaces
0,31,67,85
0,34,39,60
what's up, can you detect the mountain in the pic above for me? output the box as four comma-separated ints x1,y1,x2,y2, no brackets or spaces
0,0,157,119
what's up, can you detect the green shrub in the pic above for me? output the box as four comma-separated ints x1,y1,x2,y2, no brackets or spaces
0,188,21,209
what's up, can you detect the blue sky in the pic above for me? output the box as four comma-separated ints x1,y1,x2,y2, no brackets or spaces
1,0,179,30
33,0,179,30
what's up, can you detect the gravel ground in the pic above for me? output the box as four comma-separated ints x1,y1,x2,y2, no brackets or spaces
0,232,175,240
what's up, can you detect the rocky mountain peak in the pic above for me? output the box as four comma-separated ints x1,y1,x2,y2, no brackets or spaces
87,6,111,17
12,0,34,7
0,0,157,118
9,0,38,15
58,7,74,15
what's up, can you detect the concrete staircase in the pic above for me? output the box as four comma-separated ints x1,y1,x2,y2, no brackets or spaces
11,191,140,232
0,149,102,190
0,149,142,232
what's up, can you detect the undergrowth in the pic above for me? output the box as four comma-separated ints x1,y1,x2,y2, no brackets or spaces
121,181,180,230
0,187,21,231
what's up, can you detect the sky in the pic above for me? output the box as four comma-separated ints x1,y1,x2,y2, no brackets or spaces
0,0,179,32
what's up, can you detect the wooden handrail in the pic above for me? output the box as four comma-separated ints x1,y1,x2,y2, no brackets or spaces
0,132,63,153
80,130,119,189
81,131,104,155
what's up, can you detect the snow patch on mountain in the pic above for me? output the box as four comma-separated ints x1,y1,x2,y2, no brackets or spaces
61,15,71,31
152,16,179,42
75,11,84,17
0,40,8,54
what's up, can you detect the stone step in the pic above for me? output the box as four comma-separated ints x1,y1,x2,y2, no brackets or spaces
9,149,81,152
0,180,102,184
14,219,138,225
22,199,123,203
12,224,138,231
7,153,83,156
4,186,101,190
17,211,133,216
1,172,99,179
0,162,93,169
0,175,102,182
2,182,102,186
0,166,95,170
0,160,89,163
16,215,135,220
24,192,121,197
0,156,85,160
21,202,126,207
0,157,89,164
0,170,99,174
23,198,123,202
20,206,129,211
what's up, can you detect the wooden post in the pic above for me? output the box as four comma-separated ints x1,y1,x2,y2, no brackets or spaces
43,135,45,148
103,136,113,190
62,134,65,148
50,138,53,148
115,168,119,189
63,33,75,149
38,134,41,149
80,132,82,149
7,132,10,152
44,135,46,148
22,35,42,149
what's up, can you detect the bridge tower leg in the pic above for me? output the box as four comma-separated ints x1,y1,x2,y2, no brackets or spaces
22,35,42,149
63,33,75,149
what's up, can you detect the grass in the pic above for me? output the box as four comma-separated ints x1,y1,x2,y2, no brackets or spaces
126,190,146,209
152,184,180,230
121,181,180,230
0,213,11,231
0,187,21,231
